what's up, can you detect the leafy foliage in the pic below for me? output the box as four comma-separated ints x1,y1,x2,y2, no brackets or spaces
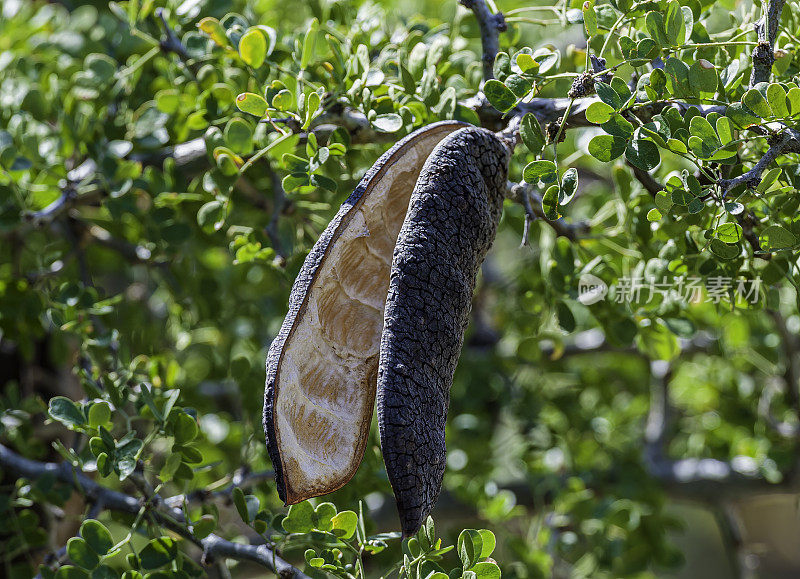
2,0,800,576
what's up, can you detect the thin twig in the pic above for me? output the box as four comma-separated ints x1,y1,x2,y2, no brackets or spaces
506,181,590,241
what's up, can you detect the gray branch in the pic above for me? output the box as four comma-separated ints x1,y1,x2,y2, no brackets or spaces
0,444,309,578
460,0,507,81
718,129,800,194
750,0,787,86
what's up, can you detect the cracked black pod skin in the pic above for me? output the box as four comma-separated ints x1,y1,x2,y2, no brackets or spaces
377,127,510,536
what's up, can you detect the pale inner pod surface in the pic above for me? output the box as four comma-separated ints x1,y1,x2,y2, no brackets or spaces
264,121,467,504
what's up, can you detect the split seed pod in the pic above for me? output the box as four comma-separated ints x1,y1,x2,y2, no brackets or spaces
263,121,510,534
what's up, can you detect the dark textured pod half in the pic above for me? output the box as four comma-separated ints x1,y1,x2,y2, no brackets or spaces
377,127,509,536
264,121,468,505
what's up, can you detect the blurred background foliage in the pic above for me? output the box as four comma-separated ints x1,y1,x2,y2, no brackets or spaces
2,0,800,576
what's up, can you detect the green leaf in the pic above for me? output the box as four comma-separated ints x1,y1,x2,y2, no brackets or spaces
710,238,740,260
55,566,89,579
232,487,250,523
588,135,627,162
787,87,800,116
515,53,539,73
192,515,216,539
471,562,501,579
742,88,772,118
647,208,662,221
687,197,704,214
224,118,254,155
635,38,658,61
235,93,268,118
766,83,789,117
541,184,560,220
483,79,517,112
239,28,267,68
520,113,545,155
757,167,782,192
312,502,337,532
505,74,532,97
457,529,482,569
198,200,225,233
81,520,113,556
523,160,557,183
666,138,687,153
645,11,669,46
688,60,717,94
90,565,117,579
372,113,403,133
67,537,99,570
665,0,685,45
310,173,337,191
49,397,86,429
649,68,667,94
636,322,679,360
716,222,743,243
282,501,315,533
87,401,111,428
560,167,578,205
583,2,598,35
602,114,634,138
533,48,559,74
197,17,227,47
688,116,721,158
619,36,636,59
493,52,511,81
716,116,734,144
585,102,614,124
595,82,622,109
138,537,177,570
300,18,319,69
477,529,496,558
664,57,692,98
726,102,761,128
283,173,310,191
303,91,321,130
408,42,428,78
760,225,797,249
655,190,672,211
625,139,660,170
331,510,358,539
272,89,293,111
435,87,457,117
176,444,203,464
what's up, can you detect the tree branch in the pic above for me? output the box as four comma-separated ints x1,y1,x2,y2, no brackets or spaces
750,0,787,86
0,444,309,578
718,129,800,194
628,163,663,196
460,0,507,81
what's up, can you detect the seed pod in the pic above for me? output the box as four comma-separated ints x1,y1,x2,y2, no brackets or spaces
377,127,510,536
263,121,468,504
